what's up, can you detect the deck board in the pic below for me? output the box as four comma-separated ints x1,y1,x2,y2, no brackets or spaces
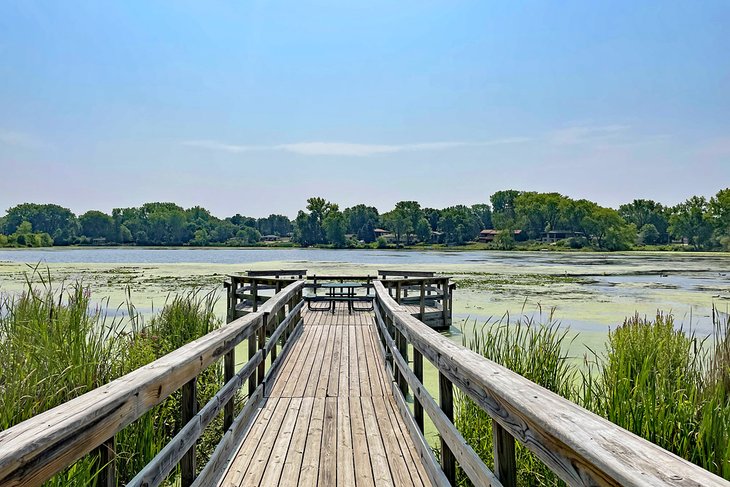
218,303,433,487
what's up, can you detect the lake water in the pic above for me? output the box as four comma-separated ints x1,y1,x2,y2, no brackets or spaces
1,247,728,340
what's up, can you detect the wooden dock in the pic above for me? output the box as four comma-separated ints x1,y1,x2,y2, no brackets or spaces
218,305,431,486
1,273,728,487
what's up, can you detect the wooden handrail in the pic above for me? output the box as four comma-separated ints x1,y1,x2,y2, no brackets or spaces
0,280,306,487
372,281,730,487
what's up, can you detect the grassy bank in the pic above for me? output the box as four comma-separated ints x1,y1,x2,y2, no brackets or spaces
455,308,730,485
0,271,225,486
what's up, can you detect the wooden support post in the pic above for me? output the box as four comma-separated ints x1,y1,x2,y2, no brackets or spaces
95,436,116,487
252,280,258,312
225,281,235,324
224,349,235,431
419,281,426,320
248,331,257,397
493,420,517,487
258,314,267,386
396,282,402,304
441,278,448,328
181,378,198,487
413,349,424,432
397,329,408,395
439,372,456,486
385,313,394,371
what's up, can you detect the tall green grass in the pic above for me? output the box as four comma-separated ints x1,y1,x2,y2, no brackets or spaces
455,310,575,486
455,307,730,485
0,270,223,486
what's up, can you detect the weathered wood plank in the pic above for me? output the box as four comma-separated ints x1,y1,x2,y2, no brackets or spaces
298,397,325,486
257,398,302,486
0,307,268,487
349,396,375,487
278,397,314,485
318,397,338,486
336,397,356,487
373,281,729,487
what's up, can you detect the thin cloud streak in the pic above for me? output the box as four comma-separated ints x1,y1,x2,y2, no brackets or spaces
182,137,531,157
0,130,43,148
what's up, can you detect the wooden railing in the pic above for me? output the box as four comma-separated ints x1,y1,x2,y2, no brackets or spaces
380,276,455,330
0,281,305,487
372,280,729,487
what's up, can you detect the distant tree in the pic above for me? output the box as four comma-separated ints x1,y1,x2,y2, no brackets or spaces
357,221,376,243
343,204,379,240
438,206,481,245
619,199,670,243
79,210,114,240
3,203,79,245
581,207,632,250
490,190,522,229
423,208,441,231
323,211,347,247
514,192,567,239
415,218,432,243
234,227,261,245
257,214,292,236
382,209,411,246
494,229,516,250
669,197,713,250
638,224,660,245
709,188,730,244
471,204,493,229
293,211,323,246
393,201,423,245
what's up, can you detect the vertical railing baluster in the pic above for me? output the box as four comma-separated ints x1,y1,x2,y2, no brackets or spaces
96,436,116,487
419,281,425,320
258,313,267,386
413,349,424,432
181,378,198,487
248,327,257,396
493,420,517,487
397,328,408,395
439,372,456,485
224,348,235,431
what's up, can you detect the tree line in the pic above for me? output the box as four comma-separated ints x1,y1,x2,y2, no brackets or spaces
0,188,728,251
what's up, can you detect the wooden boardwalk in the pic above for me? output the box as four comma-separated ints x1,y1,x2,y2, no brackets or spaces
217,304,433,487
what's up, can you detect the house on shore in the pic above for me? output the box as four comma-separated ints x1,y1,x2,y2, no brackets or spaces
478,229,523,243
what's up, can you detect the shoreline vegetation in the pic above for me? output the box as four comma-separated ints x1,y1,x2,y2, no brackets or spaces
2,271,729,484
2,188,729,252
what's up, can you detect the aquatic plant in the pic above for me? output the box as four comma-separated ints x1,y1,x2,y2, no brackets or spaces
455,310,576,486
0,269,223,485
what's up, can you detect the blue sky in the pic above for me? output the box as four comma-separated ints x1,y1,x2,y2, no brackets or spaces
1,1,728,218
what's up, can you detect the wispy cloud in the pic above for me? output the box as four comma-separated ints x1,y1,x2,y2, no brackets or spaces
0,130,43,148
182,137,531,157
548,124,631,146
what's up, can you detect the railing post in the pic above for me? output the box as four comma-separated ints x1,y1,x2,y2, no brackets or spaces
441,278,448,327
384,312,394,372
419,281,425,320
248,326,257,396
397,329,408,395
224,348,235,431
439,372,456,485
181,378,198,487
252,280,258,312
95,436,116,487
258,313,267,386
413,349,424,432
396,281,402,304
493,420,517,487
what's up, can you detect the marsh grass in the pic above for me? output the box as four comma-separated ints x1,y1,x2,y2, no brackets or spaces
455,306,730,485
455,308,576,486
0,269,223,486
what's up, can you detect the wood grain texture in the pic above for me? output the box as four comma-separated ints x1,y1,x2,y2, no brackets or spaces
373,281,730,487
